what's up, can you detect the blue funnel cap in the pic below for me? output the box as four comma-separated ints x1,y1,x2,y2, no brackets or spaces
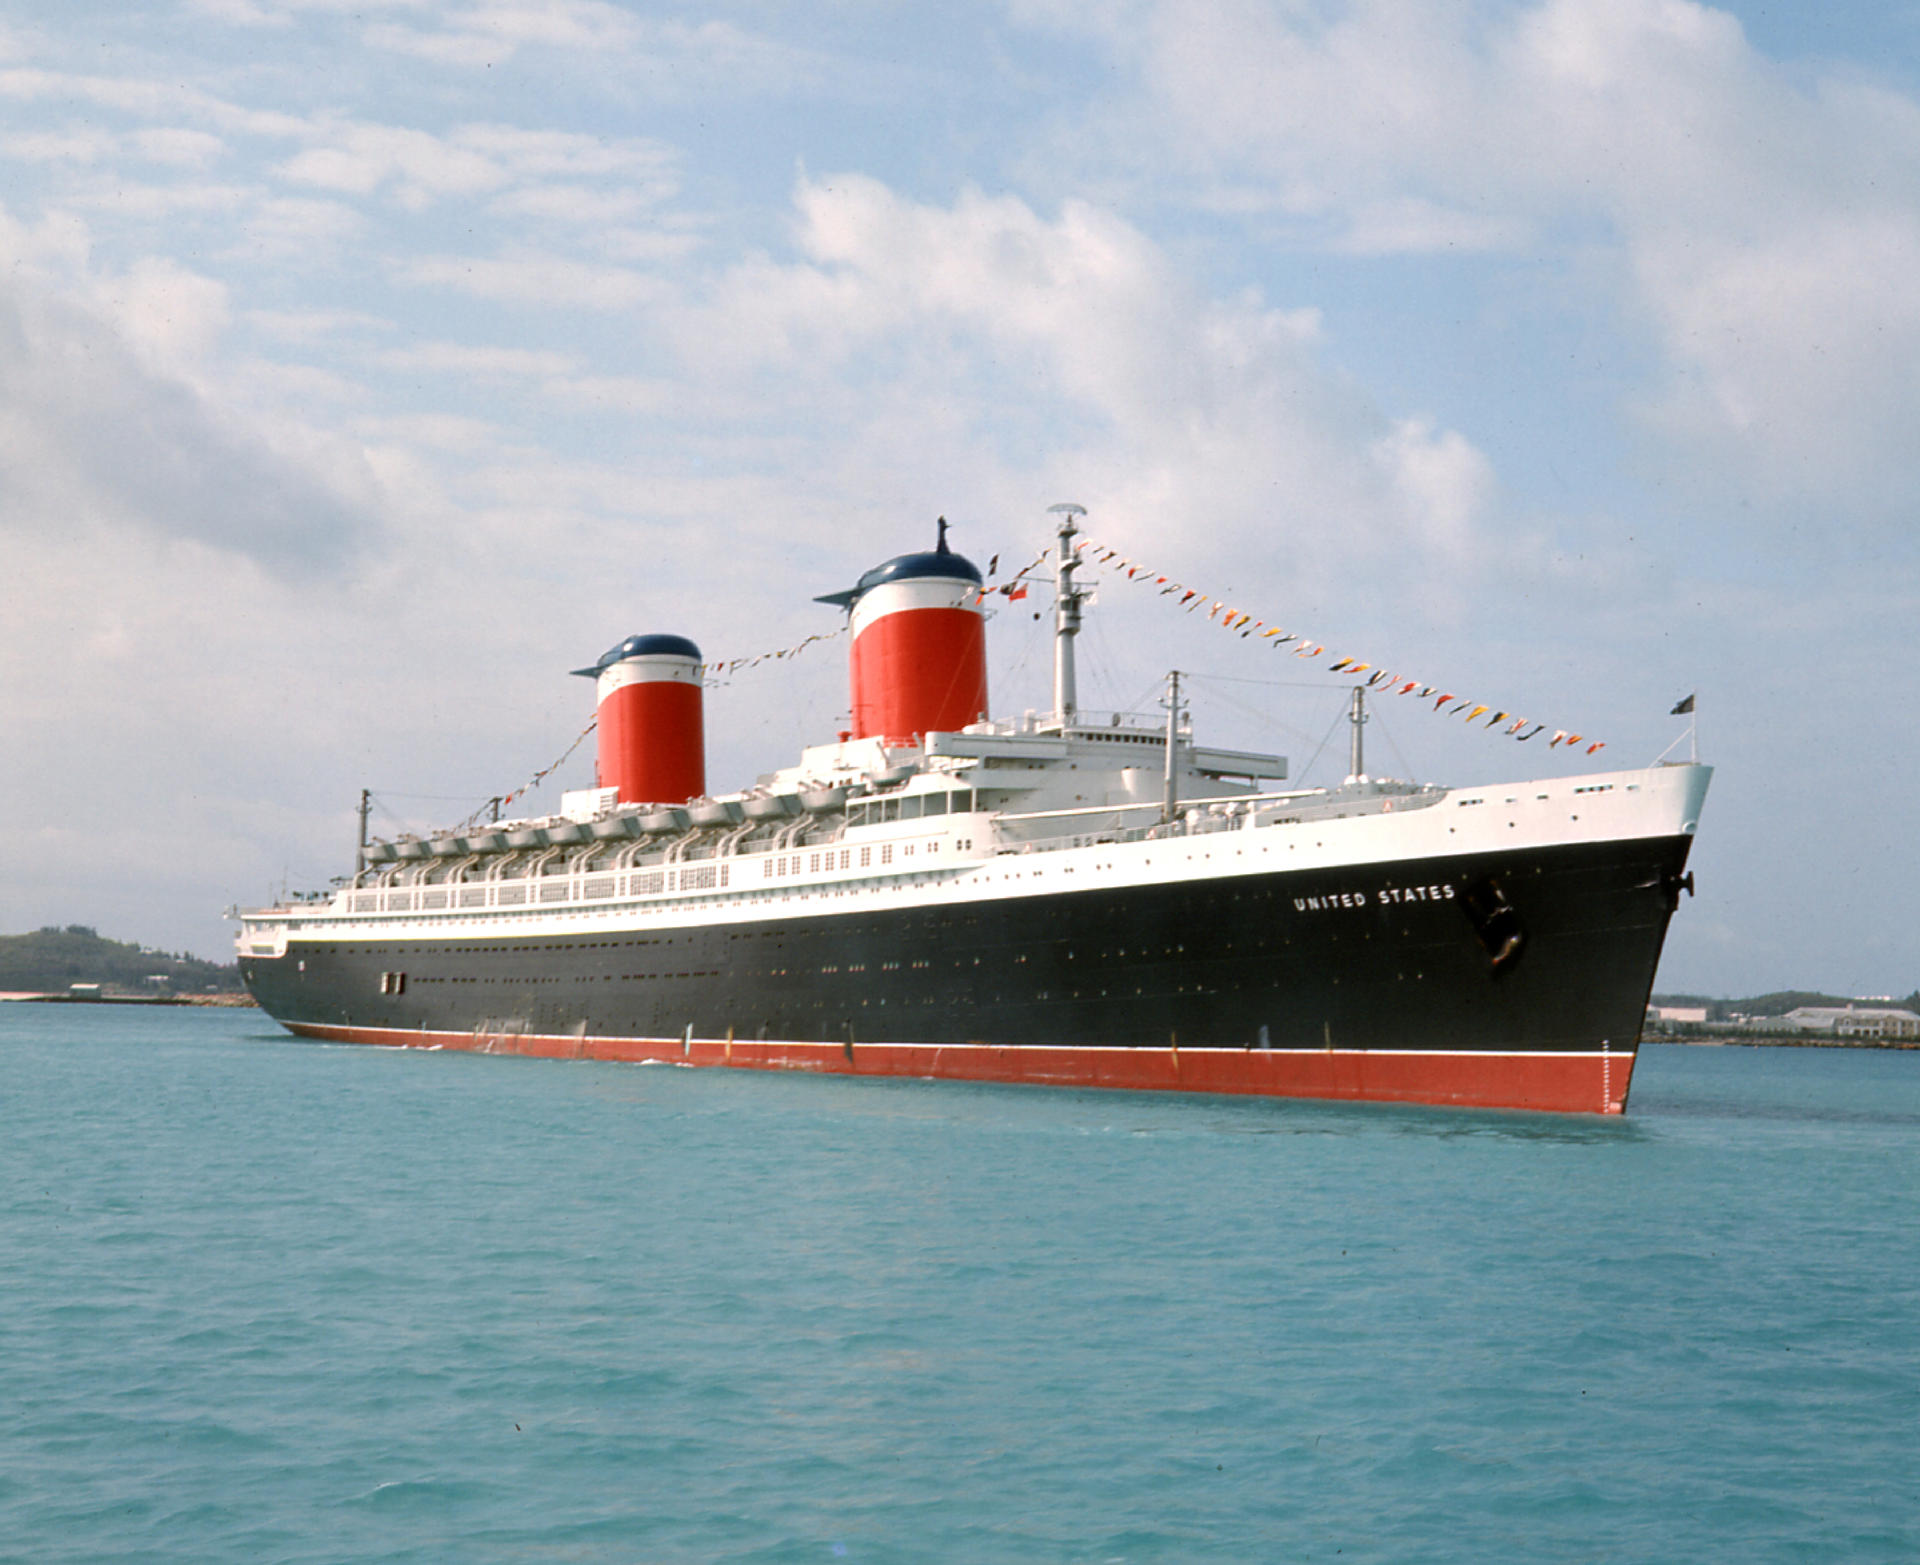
571,632,703,678
815,517,982,610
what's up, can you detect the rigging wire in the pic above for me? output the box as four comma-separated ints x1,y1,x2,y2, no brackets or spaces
367,794,414,828
1184,673,1344,751
1113,675,1168,721
1178,669,1367,691
1291,704,1351,788
1076,594,1130,715
1369,695,1417,781
991,589,1050,695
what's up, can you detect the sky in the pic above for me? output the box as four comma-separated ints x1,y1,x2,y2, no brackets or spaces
2,0,1916,996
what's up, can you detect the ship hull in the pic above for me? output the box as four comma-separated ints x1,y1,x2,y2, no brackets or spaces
277,1023,1638,1114
242,831,1695,1114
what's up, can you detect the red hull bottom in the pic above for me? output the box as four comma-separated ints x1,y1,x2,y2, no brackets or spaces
281,1024,1637,1115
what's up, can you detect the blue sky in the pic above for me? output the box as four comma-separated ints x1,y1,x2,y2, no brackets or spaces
3,0,1916,997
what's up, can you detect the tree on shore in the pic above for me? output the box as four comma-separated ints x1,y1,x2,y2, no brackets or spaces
0,928,243,994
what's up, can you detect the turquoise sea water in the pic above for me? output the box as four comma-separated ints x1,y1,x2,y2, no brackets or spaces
2,1007,1916,1563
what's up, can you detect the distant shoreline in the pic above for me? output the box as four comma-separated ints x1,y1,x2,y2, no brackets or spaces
0,992,256,1008
1648,1032,1918,1052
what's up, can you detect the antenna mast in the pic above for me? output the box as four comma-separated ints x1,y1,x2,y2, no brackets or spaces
1346,688,1368,784
1162,669,1182,824
1047,503,1087,728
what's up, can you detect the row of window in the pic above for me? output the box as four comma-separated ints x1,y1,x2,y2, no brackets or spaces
760,839,958,879
845,789,977,828
765,846,861,878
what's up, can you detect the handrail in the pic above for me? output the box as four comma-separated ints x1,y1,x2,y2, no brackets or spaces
998,787,1325,824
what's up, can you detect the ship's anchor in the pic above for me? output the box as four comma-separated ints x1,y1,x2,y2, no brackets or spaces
1461,877,1525,977
1641,869,1696,911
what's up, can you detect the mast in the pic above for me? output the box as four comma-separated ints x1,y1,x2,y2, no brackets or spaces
1047,503,1087,727
1162,669,1182,823
355,787,371,877
1346,687,1368,783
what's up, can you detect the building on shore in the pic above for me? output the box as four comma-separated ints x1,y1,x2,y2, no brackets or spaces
1778,1005,1920,1041
1650,1003,1920,1041
1649,1005,1710,1026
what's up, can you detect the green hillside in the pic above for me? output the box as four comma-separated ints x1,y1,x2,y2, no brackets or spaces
0,927,244,995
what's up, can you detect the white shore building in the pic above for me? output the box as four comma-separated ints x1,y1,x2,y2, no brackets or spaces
1780,1006,1920,1040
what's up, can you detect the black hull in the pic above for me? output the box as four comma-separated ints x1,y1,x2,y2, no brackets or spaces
243,834,1694,1072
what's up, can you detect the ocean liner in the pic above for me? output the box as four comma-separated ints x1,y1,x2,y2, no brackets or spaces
236,508,1709,1113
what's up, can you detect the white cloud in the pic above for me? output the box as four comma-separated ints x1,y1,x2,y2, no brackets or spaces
537,373,676,414
91,256,232,367
400,251,667,309
1370,417,1496,555
1,129,116,163
377,340,579,378
664,176,1496,605
68,181,254,219
487,184,654,226
0,66,309,138
270,118,681,223
1630,209,1920,505
1036,0,1920,524
0,221,384,574
228,356,365,407
277,122,504,202
356,5,827,96
451,124,677,183
182,0,293,23
185,0,424,20
366,0,640,63
597,225,705,263
354,410,507,452
220,195,366,261
362,21,500,66
0,203,91,274
1337,197,1533,257
130,127,227,167
246,307,392,342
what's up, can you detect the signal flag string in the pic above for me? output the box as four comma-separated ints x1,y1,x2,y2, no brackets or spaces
1069,535,1607,756
703,626,846,681
469,623,857,825
983,546,1051,603
463,715,600,827
703,547,1052,683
